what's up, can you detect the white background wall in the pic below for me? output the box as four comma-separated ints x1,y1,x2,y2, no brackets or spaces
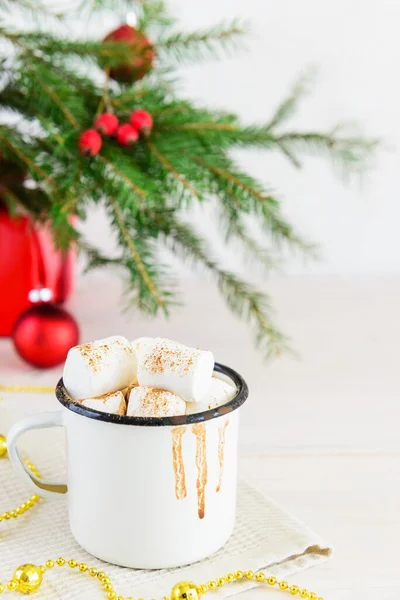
83,0,400,276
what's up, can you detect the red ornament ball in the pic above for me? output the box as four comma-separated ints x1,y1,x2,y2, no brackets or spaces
78,129,102,156
130,110,153,137
94,113,119,136
13,304,79,369
116,123,139,146
104,25,154,84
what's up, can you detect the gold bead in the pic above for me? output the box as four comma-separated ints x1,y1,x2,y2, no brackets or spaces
56,558,66,567
0,584,4,594
290,585,300,595
267,577,277,586
8,581,18,591
171,581,200,600
234,571,243,580
280,582,288,591
39,566,46,573
117,597,124,600
317,598,324,600
89,568,98,577
103,577,111,585
207,581,217,591
13,564,43,594
217,578,226,587
97,571,106,579
79,563,88,572
198,585,208,595
0,434,7,458
225,574,234,583
245,571,254,580
108,593,117,600
10,510,18,518
127,598,133,600
104,584,114,592
46,560,55,569
309,594,317,600
3,512,10,520
255,573,265,582
300,590,309,598
68,559,78,568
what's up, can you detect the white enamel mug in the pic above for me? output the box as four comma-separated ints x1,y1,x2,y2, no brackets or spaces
7,363,248,569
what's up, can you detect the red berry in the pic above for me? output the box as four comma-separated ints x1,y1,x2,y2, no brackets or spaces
104,25,154,84
116,124,139,146
130,110,153,137
94,113,119,136
78,129,102,156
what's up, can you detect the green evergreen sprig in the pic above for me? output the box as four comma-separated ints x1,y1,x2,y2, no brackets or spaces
0,0,378,357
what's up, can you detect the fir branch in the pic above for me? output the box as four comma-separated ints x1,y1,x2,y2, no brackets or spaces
266,70,316,131
0,130,56,187
161,123,238,132
110,196,169,314
29,66,80,129
0,29,135,65
98,155,148,203
221,206,277,271
0,2,378,358
158,218,288,357
156,20,247,63
147,141,200,197
188,153,316,253
274,130,378,174
0,0,63,18
137,0,175,31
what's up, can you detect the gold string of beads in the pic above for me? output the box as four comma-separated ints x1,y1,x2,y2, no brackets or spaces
0,385,55,394
0,435,41,523
0,560,325,599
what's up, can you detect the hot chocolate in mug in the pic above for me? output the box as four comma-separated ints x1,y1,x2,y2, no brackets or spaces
7,363,248,569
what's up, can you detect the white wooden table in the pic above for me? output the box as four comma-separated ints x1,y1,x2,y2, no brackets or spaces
1,274,399,599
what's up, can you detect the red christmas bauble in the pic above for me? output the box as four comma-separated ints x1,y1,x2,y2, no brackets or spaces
104,25,154,84
94,113,119,136
116,123,139,146
13,303,79,368
130,109,153,137
78,129,102,156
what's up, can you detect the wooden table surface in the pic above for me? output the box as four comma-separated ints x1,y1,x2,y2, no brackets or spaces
1,274,399,600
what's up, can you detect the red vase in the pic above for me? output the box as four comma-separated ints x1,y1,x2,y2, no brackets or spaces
0,210,75,337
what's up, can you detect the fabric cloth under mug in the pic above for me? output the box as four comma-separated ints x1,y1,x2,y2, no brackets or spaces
7,363,249,569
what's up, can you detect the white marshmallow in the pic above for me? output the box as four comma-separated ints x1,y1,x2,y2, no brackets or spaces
137,337,214,402
63,336,137,401
186,377,236,415
127,386,186,418
81,391,126,416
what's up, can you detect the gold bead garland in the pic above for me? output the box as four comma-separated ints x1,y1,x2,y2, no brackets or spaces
0,436,41,523
0,560,325,600
0,385,325,600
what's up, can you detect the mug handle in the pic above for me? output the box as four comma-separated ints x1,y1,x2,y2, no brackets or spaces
7,411,68,497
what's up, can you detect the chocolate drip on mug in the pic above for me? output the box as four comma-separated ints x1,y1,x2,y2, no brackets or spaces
192,423,207,519
171,426,187,500
216,419,229,492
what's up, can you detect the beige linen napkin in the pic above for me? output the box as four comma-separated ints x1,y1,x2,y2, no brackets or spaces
0,389,332,600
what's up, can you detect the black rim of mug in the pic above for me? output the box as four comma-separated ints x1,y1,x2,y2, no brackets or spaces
55,362,249,427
